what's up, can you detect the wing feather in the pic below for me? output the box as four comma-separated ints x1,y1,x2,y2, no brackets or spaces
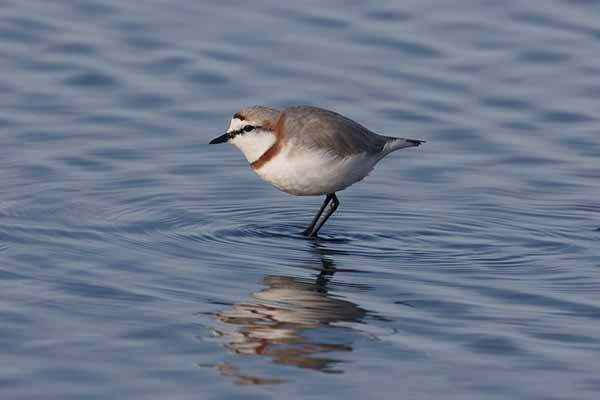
283,106,389,157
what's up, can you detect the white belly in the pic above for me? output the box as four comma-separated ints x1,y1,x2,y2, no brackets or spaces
254,147,378,196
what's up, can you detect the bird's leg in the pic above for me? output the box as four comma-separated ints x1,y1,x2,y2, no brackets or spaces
303,194,333,236
309,193,339,237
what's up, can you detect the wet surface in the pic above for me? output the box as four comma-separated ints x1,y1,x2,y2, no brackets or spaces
1,0,600,398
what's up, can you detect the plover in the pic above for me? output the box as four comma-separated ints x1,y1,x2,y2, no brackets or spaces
210,105,424,237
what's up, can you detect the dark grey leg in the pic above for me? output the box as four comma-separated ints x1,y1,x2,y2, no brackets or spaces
303,194,333,236
309,193,339,237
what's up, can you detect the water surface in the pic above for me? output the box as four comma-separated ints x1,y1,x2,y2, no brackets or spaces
1,0,600,399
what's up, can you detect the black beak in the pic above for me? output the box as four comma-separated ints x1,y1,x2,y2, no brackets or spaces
209,133,230,144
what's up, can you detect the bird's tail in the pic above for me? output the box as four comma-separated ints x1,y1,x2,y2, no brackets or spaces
381,137,425,156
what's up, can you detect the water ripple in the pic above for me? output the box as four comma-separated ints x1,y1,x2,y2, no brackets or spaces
2,0,600,398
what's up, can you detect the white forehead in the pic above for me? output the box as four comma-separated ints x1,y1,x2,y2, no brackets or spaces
227,118,246,133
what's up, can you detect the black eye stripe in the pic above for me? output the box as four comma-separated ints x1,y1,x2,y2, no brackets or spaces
230,125,261,136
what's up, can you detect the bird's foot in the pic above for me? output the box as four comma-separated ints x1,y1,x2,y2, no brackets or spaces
301,228,319,239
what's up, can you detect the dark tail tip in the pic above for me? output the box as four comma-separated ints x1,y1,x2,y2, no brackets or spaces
406,139,426,146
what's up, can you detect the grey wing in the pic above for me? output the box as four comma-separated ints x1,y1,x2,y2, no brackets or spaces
283,106,390,157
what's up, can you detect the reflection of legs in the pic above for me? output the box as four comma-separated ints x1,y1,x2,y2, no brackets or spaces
316,256,336,288
303,194,333,236
310,193,339,237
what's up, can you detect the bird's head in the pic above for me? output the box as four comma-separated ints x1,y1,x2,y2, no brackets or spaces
210,106,282,164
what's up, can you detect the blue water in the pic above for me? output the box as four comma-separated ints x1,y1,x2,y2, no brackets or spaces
1,0,600,398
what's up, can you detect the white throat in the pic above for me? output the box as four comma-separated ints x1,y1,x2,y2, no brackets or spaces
228,118,276,164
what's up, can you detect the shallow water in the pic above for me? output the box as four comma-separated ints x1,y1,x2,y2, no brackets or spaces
1,0,600,398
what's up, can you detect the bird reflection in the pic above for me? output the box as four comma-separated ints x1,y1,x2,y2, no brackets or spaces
210,246,368,384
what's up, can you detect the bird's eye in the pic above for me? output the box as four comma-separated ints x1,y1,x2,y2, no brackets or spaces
243,125,255,132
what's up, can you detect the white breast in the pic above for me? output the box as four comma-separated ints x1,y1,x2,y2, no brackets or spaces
254,143,378,196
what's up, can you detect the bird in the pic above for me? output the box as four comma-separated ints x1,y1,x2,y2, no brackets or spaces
210,105,424,237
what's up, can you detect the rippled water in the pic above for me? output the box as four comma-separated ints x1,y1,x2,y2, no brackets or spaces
1,0,600,398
